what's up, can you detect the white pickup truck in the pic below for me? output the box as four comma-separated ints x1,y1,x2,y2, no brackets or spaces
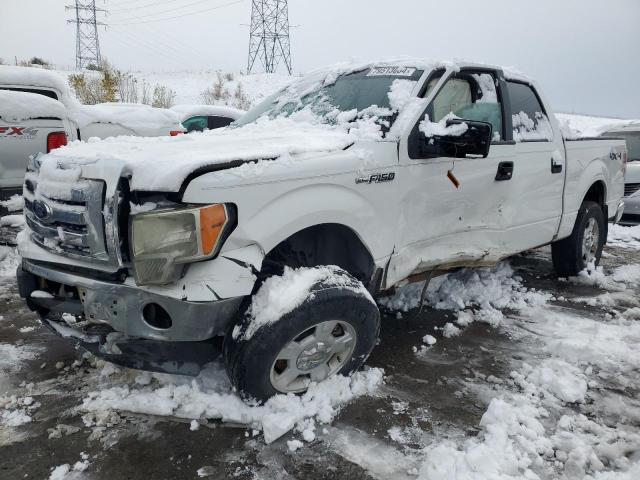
0,90,75,204
16,60,626,401
0,66,184,140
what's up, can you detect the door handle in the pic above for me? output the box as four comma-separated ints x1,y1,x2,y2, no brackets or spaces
551,158,563,174
495,161,514,181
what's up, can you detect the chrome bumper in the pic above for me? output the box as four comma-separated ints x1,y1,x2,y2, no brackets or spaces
18,259,243,342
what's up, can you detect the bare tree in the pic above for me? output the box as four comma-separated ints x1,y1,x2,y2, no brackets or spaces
116,71,139,103
152,85,176,109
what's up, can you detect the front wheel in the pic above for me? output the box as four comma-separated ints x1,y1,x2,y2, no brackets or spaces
223,267,380,401
552,201,605,277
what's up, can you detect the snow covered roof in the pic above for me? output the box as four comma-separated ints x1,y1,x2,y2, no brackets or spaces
0,90,67,122
556,113,640,138
0,65,78,106
170,104,245,122
72,103,182,135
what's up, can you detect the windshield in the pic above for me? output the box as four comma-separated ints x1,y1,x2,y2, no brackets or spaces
235,67,424,128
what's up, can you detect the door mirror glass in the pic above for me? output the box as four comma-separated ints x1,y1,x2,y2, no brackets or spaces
419,118,493,158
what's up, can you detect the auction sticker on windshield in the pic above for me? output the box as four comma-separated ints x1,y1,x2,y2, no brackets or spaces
367,66,416,77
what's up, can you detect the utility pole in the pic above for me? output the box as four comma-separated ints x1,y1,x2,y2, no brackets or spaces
247,0,292,75
66,1,106,70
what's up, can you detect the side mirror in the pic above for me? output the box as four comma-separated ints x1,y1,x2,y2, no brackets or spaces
420,119,493,158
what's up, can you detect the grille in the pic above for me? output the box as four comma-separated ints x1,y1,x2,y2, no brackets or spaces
624,183,640,198
23,177,117,265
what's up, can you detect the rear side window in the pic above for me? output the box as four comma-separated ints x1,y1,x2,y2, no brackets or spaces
0,86,58,100
506,81,553,142
183,116,208,133
208,116,234,130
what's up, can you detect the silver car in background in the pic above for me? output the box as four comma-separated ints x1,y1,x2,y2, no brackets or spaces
602,124,640,225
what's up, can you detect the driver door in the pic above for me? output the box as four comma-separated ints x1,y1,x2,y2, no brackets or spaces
387,69,516,287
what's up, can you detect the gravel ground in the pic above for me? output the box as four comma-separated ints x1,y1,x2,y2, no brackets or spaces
1,231,639,480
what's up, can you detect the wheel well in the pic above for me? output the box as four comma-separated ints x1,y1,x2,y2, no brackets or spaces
583,180,608,238
584,181,606,209
261,224,376,287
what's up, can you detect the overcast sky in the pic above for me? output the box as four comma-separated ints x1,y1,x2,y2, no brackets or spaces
1,0,638,118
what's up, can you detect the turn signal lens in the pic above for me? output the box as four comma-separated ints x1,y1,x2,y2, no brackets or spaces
200,204,228,255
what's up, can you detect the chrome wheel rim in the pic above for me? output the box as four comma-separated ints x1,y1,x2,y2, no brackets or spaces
581,217,600,266
270,320,357,394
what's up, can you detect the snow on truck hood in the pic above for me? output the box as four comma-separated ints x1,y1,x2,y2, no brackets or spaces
45,118,356,192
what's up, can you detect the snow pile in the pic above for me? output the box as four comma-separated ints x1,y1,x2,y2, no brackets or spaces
379,262,550,327
387,79,418,112
0,194,24,212
0,215,25,228
0,246,20,277
239,266,374,341
0,396,39,427
0,90,67,122
607,224,640,249
419,113,468,138
48,453,90,480
512,111,554,142
81,361,383,444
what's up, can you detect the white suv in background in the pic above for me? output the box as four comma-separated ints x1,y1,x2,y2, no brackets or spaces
602,124,640,224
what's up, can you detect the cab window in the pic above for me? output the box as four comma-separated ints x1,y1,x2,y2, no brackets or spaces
182,116,208,133
208,116,234,129
505,81,553,142
429,72,504,141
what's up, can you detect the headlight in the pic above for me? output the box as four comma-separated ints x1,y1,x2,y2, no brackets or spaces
130,204,232,286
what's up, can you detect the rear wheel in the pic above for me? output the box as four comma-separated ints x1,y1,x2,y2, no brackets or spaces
223,267,380,401
552,201,605,277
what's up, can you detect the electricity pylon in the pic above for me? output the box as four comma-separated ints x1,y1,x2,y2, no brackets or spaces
247,0,292,74
66,1,106,70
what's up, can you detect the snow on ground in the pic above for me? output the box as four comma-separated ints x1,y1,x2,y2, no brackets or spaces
0,194,24,212
81,361,383,445
374,258,640,479
57,69,293,109
607,224,640,249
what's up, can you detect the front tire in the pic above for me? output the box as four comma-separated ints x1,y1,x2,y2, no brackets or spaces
223,267,380,402
552,201,605,277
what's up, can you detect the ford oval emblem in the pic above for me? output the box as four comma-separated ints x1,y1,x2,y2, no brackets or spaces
32,200,52,221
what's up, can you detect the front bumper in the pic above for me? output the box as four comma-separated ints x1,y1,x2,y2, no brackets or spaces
18,259,243,342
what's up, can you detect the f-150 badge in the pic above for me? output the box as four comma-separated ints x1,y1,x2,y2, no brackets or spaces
355,172,396,184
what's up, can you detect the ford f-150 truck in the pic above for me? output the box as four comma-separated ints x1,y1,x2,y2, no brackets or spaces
16,61,627,401
0,90,75,202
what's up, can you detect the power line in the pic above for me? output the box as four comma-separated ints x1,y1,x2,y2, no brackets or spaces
107,0,178,13
109,0,213,18
247,0,292,74
107,0,245,26
66,1,106,69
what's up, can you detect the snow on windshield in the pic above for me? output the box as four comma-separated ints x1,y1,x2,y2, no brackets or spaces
236,67,423,129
